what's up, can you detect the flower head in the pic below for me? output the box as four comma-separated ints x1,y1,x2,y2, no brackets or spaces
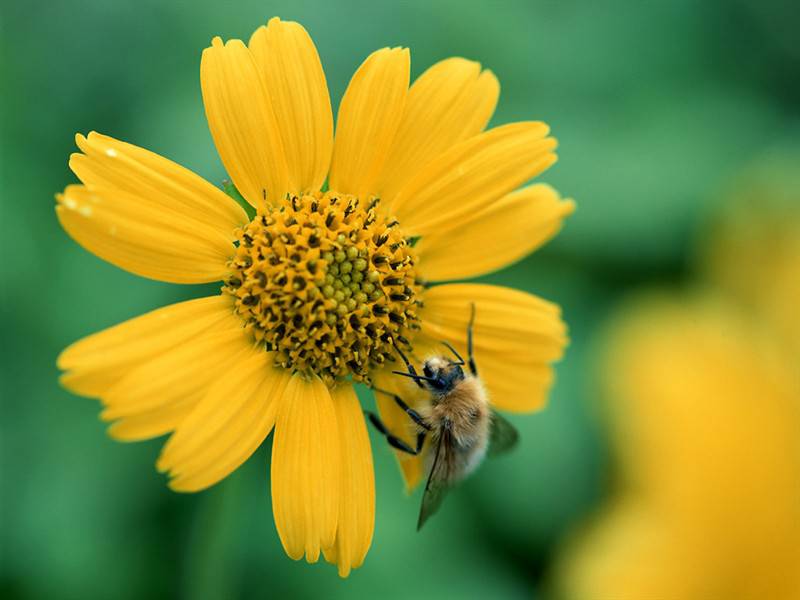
56,17,573,576
224,191,421,385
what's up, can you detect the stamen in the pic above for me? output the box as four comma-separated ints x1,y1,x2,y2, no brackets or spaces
223,190,420,386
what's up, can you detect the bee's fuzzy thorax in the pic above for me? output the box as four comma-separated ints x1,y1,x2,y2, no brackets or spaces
423,375,490,449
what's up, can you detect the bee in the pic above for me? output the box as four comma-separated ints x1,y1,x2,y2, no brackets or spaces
367,304,519,530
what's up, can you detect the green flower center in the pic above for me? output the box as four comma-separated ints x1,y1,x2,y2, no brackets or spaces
224,191,420,385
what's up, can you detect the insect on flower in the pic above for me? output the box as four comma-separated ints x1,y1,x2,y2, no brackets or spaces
54,15,574,577
367,304,519,530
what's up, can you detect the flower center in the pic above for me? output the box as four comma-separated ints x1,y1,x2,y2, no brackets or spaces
224,191,420,386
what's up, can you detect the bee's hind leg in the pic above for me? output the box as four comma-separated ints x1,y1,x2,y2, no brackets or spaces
365,411,427,455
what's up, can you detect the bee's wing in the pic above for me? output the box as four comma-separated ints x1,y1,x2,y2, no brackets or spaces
417,429,455,531
488,411,519,457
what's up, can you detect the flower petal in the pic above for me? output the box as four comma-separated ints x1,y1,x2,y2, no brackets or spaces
103,403,196,443
377,57,499,203
322,384,375,577
419,284,568,412
392,122,557,237
418,184,575,282
58,295,237,397
272,374,340,562
249,18,333,193
101,328,252,441
70,132,248,232
157,348,290,492
329,47,410,198
201,37,289,208
57,184,234,283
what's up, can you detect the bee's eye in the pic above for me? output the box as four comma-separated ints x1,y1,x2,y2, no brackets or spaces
423,364,433,377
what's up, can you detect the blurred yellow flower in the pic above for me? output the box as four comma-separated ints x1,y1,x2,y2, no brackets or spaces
700,150,800,353
554,158,800,599
55,17,573,576
556,295,800,599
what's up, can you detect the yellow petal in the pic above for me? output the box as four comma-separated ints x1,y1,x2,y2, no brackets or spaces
272,374,340,562
158,349,290,492
329,47,410,198
58,295,237,397
70,131,248,233
201,37,289,208
322,385,375,577
249,18,333,193
56,185,234,283
377,57,499,203
418,184,575,281
105,401,197,442
392,122,557,236
419,283,568,412
371,366,430,491
101,328,253,441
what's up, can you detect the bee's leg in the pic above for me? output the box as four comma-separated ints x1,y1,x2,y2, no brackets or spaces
391,343,445,387
392,343,425,389
364,411,421,455
372,386,432,431
414,430,427,453
467,302,478,376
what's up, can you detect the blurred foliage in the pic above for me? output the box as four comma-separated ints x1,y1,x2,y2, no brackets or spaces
1,0,798,598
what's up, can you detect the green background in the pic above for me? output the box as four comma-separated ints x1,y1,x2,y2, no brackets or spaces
1,0,797,598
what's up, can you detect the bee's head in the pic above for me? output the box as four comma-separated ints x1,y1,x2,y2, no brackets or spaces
422,356,465,396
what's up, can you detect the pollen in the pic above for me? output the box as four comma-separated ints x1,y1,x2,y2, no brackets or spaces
224,192,421,385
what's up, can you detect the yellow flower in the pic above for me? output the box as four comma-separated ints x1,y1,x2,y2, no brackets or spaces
553,166,800,598
555,296,800,599
699,150,800,354
55,17,573,576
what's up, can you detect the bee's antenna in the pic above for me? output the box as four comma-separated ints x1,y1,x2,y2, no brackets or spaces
391,370,442,385
440,341,464,366
392,340,425,389
467,302,477,376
